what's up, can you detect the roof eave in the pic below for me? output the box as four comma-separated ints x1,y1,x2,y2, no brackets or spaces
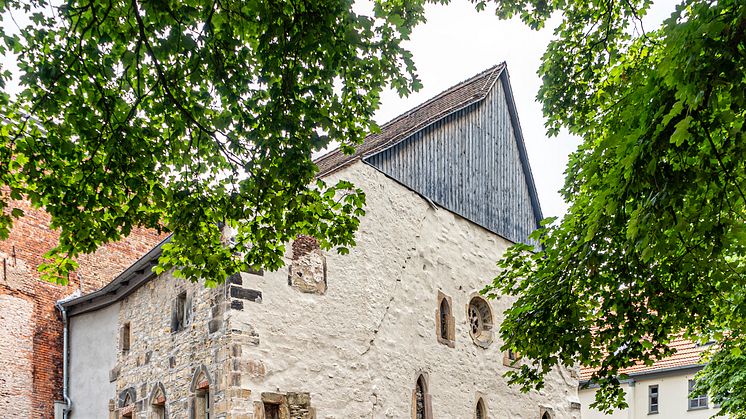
61,235,171,316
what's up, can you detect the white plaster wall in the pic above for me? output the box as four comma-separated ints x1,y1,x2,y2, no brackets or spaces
231,162,579,418
579,384,633,419
580,371,720,419
68,303,118,419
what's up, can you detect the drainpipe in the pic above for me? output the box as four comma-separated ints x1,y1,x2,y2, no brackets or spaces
55,301,72,419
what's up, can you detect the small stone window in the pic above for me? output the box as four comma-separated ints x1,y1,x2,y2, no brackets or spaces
195,388,209,419
435,291,455,347
121,322,131,354
412,375,432,419
503,348,521,367
172,291,190,333
256,392,290,419
540,407,554,419
467,296,493,348
475,398,487,419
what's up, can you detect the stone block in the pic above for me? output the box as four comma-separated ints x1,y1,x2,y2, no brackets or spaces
229,286,262,303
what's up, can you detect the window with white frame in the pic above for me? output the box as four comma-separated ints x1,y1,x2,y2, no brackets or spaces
688,379,708,410
648,384,659,413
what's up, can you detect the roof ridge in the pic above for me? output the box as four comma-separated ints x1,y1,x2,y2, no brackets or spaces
374,62,504,133
314,62,506,174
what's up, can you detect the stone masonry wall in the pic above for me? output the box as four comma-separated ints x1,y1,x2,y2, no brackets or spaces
112,271,258,419
0,198,165,418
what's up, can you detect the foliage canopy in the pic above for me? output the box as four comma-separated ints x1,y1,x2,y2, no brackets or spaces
485,0,746,415
2,0,745,414
0,0,430,284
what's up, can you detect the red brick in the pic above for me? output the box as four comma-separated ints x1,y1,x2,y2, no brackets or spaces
0,198,165,418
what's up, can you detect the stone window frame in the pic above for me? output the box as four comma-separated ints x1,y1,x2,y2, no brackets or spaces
117,387,136,419
171,290,191,333
466,294,494,348
411,373,433,419
503,348,522,368
435,291,455,347
190,366,212,419
149,382,167,419
475,396,488,419
120,322,131,354
254,392,290,419
540,406,554,419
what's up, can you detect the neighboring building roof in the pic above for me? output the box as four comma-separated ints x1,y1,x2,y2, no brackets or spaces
315,63,505,177
579,337,707,381
61,235,171,316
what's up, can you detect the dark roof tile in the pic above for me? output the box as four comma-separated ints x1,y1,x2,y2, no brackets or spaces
314,62,505,176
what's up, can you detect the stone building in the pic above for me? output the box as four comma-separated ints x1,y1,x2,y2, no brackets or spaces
60,63,581,419
0,198,165,418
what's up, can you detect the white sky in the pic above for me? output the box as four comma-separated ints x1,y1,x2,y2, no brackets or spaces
373,0,679,219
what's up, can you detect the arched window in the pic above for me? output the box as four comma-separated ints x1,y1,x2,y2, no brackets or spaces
412,375,431,419
191,366,212,419
415,377,426,419
468,296,494,348
150,383,167,419
476,398,487,419
439,299,449,339
118,388,136,419
436,292,455,346
196,387,210,419
542,413,551,419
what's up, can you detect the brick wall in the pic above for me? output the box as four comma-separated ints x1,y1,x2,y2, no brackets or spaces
0,199,165,418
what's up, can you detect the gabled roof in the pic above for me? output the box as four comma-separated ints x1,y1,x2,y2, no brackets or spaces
315,63,506,177
63,61,542,315
316,62,543,230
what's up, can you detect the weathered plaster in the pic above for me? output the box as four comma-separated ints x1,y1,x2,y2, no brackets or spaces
231,162,580,418
67,161,579,418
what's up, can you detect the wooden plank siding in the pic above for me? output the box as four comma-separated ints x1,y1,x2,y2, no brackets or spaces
365,79,541,247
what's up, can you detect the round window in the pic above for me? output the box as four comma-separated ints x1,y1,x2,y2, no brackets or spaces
468,296,493,347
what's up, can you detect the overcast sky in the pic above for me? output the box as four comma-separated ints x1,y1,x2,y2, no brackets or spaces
373,0,679,219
